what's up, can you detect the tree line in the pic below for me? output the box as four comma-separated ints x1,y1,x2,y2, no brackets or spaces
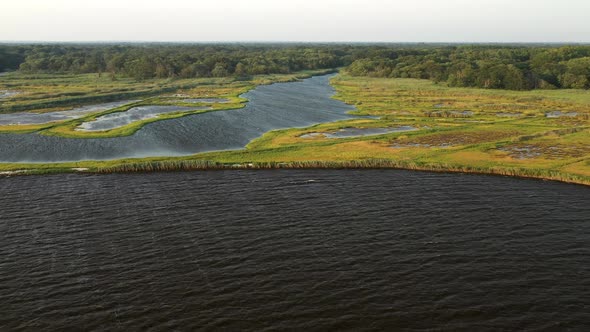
1,43,589,90
346,45,590,90
1,44,350,80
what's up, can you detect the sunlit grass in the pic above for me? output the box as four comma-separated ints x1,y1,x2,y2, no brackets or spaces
1,72,589,185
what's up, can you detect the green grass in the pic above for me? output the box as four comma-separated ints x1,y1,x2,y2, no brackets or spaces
1,72,589,185
0,73,221,113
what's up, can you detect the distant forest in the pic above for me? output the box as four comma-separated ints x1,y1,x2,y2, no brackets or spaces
1,44,590,90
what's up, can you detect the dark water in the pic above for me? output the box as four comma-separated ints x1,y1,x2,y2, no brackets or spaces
1,170,589,331
0,75,355,162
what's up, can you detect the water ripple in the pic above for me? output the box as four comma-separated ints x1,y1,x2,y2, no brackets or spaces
0,170,588,331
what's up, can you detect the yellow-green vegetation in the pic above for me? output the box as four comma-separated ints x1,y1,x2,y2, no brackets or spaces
0,69,333,137
1,73,589,186
0,69,334,113
0,72,222,113
330,75,589,180
145,74,587,185
38,96,246,138
0,122,57,134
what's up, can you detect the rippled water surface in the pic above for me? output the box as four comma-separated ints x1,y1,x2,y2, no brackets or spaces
1,170,588,331
0,75,355,162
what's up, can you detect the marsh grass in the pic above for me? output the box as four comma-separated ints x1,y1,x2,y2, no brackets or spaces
1,72,589,185
0,69,330,137
4,158,585,186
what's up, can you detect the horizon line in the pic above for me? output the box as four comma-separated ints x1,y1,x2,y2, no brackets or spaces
1,40,590,45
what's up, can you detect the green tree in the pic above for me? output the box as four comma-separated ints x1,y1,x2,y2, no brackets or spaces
211,63,229,77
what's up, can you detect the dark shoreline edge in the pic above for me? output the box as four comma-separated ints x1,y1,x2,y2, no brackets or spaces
1,160,588,187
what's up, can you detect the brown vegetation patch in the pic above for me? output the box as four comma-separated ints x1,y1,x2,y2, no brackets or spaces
497,145,543,159
394,129,521,147
498,143,590,159
423,110,473,118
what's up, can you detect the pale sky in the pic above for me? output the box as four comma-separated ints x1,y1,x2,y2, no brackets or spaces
1,0,589,43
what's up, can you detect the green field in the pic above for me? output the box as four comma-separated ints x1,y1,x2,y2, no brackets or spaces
1,71,589,185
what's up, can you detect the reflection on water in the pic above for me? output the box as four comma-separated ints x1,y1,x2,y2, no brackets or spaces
182,98,230,103
546,111,578,118
301,126,417,139
0,75,356,162
0,100,137,125
77,105,209,131
0,90,21,99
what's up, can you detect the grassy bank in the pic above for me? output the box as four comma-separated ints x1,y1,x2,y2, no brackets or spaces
1,158,588,186
1,72,589,186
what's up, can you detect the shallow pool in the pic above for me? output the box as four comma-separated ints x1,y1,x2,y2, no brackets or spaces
301,126,417,139
76,105,209,131
0,100,137,126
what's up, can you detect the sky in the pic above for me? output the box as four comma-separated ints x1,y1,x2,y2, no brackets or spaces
1,0,589,43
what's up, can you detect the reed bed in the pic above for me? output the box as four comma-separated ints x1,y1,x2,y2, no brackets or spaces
91,159,590,186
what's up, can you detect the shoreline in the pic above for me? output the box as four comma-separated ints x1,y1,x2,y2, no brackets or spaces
1,160,588,187
1,72,587,187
